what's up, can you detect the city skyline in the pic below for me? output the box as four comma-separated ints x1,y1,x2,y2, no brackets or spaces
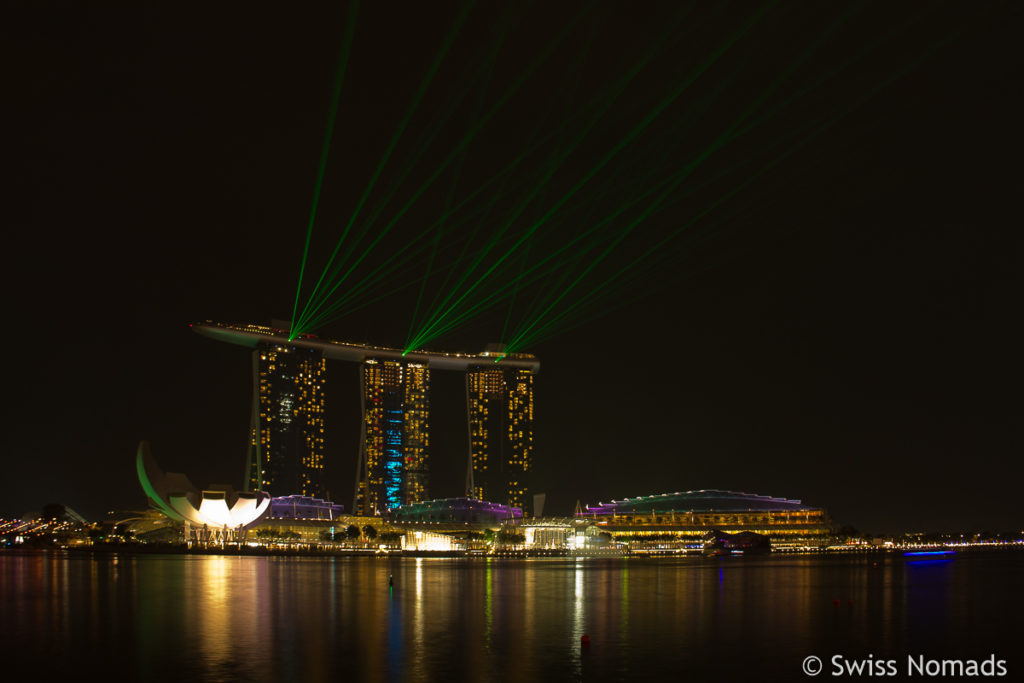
6,3,1021,532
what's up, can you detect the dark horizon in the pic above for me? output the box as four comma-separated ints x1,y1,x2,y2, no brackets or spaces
6,3,1021,533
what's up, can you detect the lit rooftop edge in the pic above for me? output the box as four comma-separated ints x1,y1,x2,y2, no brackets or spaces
581,489,821,514
192,321,540,372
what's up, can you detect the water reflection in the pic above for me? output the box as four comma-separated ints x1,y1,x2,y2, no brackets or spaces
571,560,585,679
1,552,1021,682
411,558,423,678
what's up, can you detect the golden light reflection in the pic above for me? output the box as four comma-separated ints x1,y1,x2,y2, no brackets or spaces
571,560,585,679
484,558,494,646
620,561,629,633
192,556,232,671
2,552,1008,681
413,558,424,662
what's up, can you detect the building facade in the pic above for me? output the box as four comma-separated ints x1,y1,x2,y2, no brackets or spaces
268,495,345,520
388,497,522,524
246,343,326,498
355,359,431,515
403,363,430,503
578,489,832,546
467,366,535,515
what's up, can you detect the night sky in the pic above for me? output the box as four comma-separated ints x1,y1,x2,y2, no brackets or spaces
7,2,1021,532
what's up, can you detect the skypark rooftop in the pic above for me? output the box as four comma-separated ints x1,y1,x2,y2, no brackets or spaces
192,321,540,372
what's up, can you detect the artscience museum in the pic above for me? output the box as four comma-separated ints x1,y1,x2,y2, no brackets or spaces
136,441,270,543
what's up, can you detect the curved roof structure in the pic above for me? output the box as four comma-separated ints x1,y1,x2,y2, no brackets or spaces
192,321,540,372
580,489,821,515
136,441,270,528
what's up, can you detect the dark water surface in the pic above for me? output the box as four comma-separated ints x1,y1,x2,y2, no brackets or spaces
2,551,1021,681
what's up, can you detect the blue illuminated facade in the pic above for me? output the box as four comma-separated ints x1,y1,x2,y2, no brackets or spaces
383,409,403,509
355,359,431,515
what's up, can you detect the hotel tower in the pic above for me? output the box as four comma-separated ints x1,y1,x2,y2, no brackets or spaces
354,359,431,515
466,365,535,515
246,341,326,497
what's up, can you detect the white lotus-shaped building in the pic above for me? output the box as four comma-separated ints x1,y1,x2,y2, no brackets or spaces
136,441,270,540
167,490,270,529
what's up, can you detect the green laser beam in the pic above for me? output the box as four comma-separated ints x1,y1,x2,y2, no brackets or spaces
508,18,960,352
409,2,951,352
289,0,359,339
307,0,681,339
405,166,700,349
300,2,597,333
295,0,475,331
311,0,708,339
297,168,555,333
506,2,875,348
405,191,676,350
315,6,515,325
401,7,516,343
412,13,652,340
409,126,773,349
408,2,773,350
300,191,513,332
407,2,701,347
297,154,528,334
406,77,491,343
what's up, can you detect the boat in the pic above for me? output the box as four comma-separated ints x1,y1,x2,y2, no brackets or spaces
702,530,771,556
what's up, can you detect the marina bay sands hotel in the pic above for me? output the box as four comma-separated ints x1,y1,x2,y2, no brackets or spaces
193,321,538,516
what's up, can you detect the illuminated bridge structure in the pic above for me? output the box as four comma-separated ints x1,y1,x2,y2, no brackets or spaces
578,489,832,544
193,321,539,517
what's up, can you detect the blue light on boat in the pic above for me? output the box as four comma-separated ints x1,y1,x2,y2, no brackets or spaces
903,550,955,557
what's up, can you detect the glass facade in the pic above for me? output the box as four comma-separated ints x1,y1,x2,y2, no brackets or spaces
247,344,326,498
388,497,522,524
268,494,345,520
577,489,832,541
467,366,534,515
356,359,431,515
403,364,430,504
